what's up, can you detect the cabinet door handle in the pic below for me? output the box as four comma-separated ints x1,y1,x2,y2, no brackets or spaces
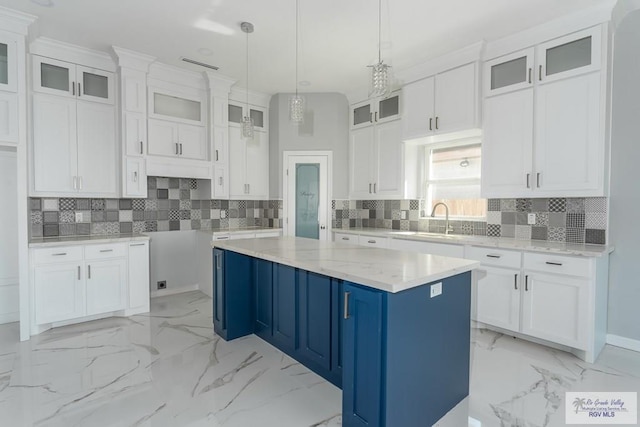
514,274,518,290
367,240,376,244
342,237,349,240
528,68,532,84
175,143,179,155
536,172,541,188
218,177,223,185
369,112,373,123
133,171,138,182
100,249,113,253
215,150,219,161
525,275,529,291
78,265,81,280
247,183,250,193
73,176,77,190
429,117,433,131
435,116,439,130
78,83,81,97
140,141,144,154
88,264,91,279
539,65,543,81
545,261,563,266
78,176,83,190
369,183,372,194
130,243,146,246
180,143,183,155
72,82,76,96
373,183,377,193
217,236,229,240
52,252,67,256
374,111,378,122
343,291,351,319
486,254,501,259
526,173,530,189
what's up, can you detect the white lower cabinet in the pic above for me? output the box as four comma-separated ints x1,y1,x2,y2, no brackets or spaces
475,266,521,332
31,240,150,334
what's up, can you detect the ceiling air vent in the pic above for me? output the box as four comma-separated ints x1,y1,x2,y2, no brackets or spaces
180,57,219,71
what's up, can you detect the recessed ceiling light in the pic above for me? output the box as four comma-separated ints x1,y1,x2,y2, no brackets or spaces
299,81,311,86
197,48,213,56
31,0,54,6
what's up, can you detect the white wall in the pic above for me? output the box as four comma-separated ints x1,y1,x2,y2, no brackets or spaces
148,230,198,296
0,148,18,324
608,9,640,342
269,93,349,199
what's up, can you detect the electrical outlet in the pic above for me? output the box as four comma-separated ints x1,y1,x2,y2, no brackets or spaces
528,213,536,225
75,212,83,222
430,282,442,298
401,211,407,220
221,210,226,219
157,280,167,290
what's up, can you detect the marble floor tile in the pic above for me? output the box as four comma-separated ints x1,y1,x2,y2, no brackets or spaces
0,291,638,426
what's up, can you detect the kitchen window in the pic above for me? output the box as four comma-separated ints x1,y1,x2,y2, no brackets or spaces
424,141,486,218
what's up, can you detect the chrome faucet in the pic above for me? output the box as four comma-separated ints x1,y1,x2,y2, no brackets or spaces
430,202,454,235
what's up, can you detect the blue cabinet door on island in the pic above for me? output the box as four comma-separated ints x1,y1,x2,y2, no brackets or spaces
272,264,297,353
298,270,332,373
213,249,253,341
254,258,273,341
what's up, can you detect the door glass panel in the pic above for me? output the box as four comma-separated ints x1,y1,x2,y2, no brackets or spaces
0,44,8,85
379,95,399,119
41,63,70,92
82,72,109,99
546,36,591,76
250,109,264,128
228,104,243,123
353,104,371,126
154,93,201,121
295,163,320,239
491,56,527,90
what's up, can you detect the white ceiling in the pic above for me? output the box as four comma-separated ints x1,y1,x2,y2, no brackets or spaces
0,0,612,96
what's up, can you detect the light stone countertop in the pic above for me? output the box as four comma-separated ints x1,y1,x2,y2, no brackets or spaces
333,228,613,257
212,236,479,293
29,233,150,248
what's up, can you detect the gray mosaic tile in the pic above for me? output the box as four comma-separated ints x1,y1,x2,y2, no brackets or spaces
31,211,42,225
91,211,105,222
157,221,170,232
179,178,190,189
75,210,91,223
516,199,532,212
500,199,516,212
43,224,59,237
119,210,133,222
169,178,179,189
566,213,585,228
548,227,566,242
515,212,529,225
501,212,516,225
133,210,145,221
59,211,75,223
180,200,191,210
144,210,158,220
59,198,75,211
105,199,119,210
59,224,76,236
566,198,585,213
170,199,180,210
119,222,133,234
179,189,190,200
132,199,145,210
501,224,515,238
487,199,501,211
180,210,191,220
30,199,41,211
535,212,549,226
585,212,607,229
147,176,157,189
192,200,201,209
42,198,59,211
145,199,158,211
548,212,566,228
76,223,90,235
191,210,201,220
31,224,43,237
585,229,606,245
585,198,607,213
566,227,585,244
144,221,157,232
156,177,169,188
515,225,531,240
190,179,197,189
157,210,169,220
133,221,146,233
43,211,59,224
76,199,90,210
531,198,549,212
549,198,566,212
486,211,501,225
180,219,192,230
487,224,501,237
91,199,105,211
157,189,169,199
158,199,171,210
105,210,119,222
531,226,548,241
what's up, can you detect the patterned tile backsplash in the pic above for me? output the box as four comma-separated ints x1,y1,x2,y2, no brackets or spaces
332,197,608,244
30,177,283,238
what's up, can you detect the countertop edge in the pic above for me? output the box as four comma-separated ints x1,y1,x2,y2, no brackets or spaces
29,234,151,248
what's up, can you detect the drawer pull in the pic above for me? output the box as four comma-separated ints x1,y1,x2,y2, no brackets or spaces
216,236,229,240
130,243,146,247
367,240,376,244
52,252,67,256
525,275,529,291
344,291,351,319
342,237,349,240
545,261,563,266
99,249,114,253
514,273,518,290
486,254,501,259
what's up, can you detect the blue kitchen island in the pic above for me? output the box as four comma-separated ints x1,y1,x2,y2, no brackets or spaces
211,236,479,427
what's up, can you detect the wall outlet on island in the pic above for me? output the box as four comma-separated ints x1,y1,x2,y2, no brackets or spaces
157,280,167,290
528,213,536,225
430,282,442,298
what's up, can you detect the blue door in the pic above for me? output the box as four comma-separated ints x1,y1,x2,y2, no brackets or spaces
254,258,273,341
343,283,383,427
214,250,253,341
330,279,343,388
272,264,297,353
212,248,225,335
297,270,331,372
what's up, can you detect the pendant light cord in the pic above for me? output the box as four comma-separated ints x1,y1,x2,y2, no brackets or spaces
378,0,382,63
246,27,249,114
295,0,299,98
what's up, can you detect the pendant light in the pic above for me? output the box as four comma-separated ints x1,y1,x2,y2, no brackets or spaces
289,0,305,123
241,21,254,139
368,0,391,98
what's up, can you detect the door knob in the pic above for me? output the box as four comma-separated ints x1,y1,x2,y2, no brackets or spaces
320,225,326,230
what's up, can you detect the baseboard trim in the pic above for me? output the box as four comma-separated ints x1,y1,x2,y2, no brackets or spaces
150,284,199,298
606,334,640,352
0,312,18,325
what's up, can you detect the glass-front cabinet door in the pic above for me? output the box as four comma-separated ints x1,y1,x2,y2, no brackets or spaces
484,48,535,97
376,93,400,123
33,56,75,98
0,33,17,93
76,65,115,104
351,101,372,129
537,26,601,84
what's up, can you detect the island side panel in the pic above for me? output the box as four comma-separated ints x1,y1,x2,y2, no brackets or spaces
383,271,471,427
213,249,254,340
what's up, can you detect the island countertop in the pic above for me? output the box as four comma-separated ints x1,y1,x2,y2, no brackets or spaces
212,236,479,293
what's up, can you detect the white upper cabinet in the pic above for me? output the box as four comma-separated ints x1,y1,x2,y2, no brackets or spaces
228,123,269,200
403,63,479,140
484,48,535,97
0,33,17,93
351,92,400,130
349,126,375,199
147,118,207,161
0,92,18,143
148,86,204,125
124,112,146,156
33,56,115,104
482,25,607,198
536,27,601,85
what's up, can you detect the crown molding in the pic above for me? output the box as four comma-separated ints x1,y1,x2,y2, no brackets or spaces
30,37,116,71
0,6,37,36
111,46,156,72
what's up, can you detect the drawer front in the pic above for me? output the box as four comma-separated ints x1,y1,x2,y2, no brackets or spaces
466,246,521,269
358,235,389,249
212,234,231,241
230,232,256,240
523,252,592,277
84,243,127,260
33,246,83,265
257,231,282,238
334,233,358,244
